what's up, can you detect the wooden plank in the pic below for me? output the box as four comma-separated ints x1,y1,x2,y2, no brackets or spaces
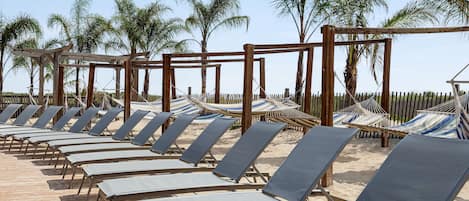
86,63,96,109
115,68,121,98
124,60,131,121
381,38,392,112
241,44,255,134
38,57,44,106
215,65,221,103
162,54,172,130
259,58,266,99
303,48,314,134
321,25,335,187
335,26,469,34
170,69,177,99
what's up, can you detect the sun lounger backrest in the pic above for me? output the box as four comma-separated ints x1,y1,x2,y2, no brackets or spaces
263,126,359,201
213,122,286,182
111,110,150,140
131,112,172,145
88,108,123,136
51,107,81,131
68,107,100,133
31,106,63,128
357,134,469,201
12,105,41,126
0,104,22,123
150,114,197,154
180,117,236,165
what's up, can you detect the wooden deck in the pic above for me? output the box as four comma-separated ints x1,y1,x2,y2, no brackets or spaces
0,143,93,201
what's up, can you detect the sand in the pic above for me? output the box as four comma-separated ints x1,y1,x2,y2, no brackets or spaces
0,120,468,201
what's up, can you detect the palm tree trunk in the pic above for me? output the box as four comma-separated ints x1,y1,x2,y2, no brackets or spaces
130,48,139,101
201,40,207,98
0,47,5,100
344,47,359,106
30,63,34,96
294,33,306,103
143,69,149,99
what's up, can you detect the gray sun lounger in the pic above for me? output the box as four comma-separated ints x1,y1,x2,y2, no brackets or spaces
77,117,236,196
0,106,62,134
63,114,197,168
0,104,23,125
2,107,81,150
96,121,287,201
4,104,42,127
23,107,121,144
133,126,359,201
356,134,469,201
11,107,99,142
47,110,155,148
56,111,170,155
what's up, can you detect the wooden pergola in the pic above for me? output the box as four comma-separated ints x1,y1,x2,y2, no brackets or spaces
11,46,147,119
159,54,266,128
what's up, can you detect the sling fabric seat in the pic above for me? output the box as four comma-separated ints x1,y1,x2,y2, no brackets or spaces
357,134,469,201
11,107,98,141
138,126,359,201
55,111,170,152
64,114,197,166
0,106,63,136
0,104,23,124
78,118,236,195
96,121,287,200
25,108,122,143
6,105,42,126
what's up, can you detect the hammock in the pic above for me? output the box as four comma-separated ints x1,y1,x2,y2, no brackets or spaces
346,94,469,139
111,96,320,127
335,97,391,128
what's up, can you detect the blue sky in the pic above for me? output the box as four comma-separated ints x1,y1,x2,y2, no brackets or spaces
1,0,468,96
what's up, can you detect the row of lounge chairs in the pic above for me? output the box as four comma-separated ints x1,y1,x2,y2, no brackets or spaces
1,104,469,201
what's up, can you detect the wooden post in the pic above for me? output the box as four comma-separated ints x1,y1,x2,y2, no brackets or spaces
170,68,177,99
321,25,336,187
38,56,45,106
241,44,254,134
259,58,266,121
162,54,171,130
284,88,290,98
131,62,139,101
124,60,131,121
303,47,314,134
381,38,392,112
188,86,192,96
115,68,121,97
259,58,266,98
86,63,96,109
215,65,221,103
381,38,392,148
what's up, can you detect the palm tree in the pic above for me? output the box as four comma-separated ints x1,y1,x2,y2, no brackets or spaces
424,0,468,24
108,0,184,99
184,0,249,97
48,0,113,97
327,0,437,104
0,14,41,95
271,0,331,103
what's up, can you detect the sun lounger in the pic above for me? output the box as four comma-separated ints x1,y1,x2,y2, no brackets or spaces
23,108,121,144
63,114,197,169
10,107,99,142
2,107,81,150
356,134,469,201
95,121,288,201
0,104,23,125
77,117,236,196
55,111,170,155
0,106,62,134
132,126,359,201
0,105,41,128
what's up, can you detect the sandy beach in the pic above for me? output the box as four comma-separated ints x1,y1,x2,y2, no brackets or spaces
0,120,468,201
